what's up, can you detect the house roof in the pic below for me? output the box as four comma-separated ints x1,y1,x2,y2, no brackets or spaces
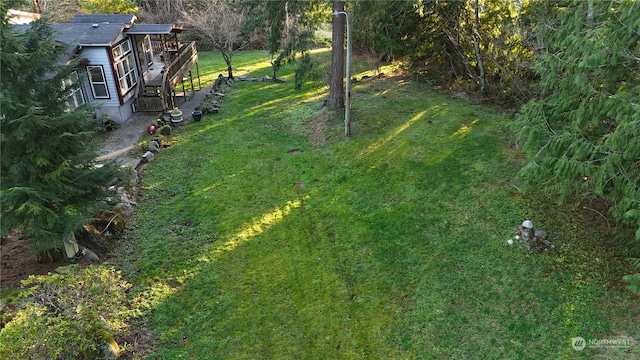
14,14,186,55
71,14,136,25
51,23,127,47
125,24,180,35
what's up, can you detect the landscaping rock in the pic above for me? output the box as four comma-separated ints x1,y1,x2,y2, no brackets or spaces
121,163,138,186
113,202,135,220
148,140,161,153
157,125,172,136
141,151,155,163
515,220,554,252
72,247,99,264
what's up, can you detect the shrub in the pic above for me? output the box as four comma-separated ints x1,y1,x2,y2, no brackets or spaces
157,125,172,136
0,265,131,359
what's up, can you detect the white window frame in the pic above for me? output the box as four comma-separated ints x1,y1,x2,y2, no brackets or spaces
112,40,137,95
143,35,153,67
87,65,109,99
63,71,86,111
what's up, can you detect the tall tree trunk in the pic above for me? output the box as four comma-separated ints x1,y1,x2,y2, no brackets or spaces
473,0,486,94
32,0,42,13
327,1,345,109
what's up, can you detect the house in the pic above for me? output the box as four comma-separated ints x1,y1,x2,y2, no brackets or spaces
38,14,200,123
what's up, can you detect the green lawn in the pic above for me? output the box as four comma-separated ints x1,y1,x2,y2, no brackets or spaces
121,50,640,359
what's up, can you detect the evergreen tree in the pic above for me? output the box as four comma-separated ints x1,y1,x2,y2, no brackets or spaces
513,0,640,289
0,9,123,258
244,0,324,85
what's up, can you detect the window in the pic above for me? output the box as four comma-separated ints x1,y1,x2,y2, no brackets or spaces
112,40,137,95
143,35,153,67
87,66,109,99
112,41,130,59
63,71,86,111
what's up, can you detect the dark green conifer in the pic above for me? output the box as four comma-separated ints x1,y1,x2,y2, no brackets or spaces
513,0,640,292
1,6,122,257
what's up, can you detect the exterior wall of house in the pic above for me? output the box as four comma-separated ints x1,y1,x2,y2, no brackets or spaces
94,97,134,124
80,45,136,123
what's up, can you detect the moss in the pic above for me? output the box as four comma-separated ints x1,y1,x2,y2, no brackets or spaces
157,125,172,136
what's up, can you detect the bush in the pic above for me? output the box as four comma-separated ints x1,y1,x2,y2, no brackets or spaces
0,265,131,359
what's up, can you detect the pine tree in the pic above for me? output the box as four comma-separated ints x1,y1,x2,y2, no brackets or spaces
513,0,640,290
0,9,123,258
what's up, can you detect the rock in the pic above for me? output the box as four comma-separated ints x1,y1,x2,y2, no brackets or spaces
99,329,120,360
213,74,226,91
157,125,172,136
516,220,554,252
142,151,155,163
117,187,136,207
73,247,99,264
119,163,138,186
148,140,160,153
83,328,120,360
113,202,135,220
104,196,119,206
152,137,166,148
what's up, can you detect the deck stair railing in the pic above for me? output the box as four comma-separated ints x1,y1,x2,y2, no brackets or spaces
134,41,198,112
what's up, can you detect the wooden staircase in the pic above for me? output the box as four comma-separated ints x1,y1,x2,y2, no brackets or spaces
134,41,198,112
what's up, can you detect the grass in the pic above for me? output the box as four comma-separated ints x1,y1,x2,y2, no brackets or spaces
118,49,640,359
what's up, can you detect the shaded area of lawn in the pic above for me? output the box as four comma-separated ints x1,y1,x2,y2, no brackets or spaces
124,52,639,359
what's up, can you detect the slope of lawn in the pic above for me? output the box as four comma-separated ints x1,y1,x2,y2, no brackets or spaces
122,50,640,359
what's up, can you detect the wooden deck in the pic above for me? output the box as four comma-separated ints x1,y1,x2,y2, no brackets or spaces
134,41,199,112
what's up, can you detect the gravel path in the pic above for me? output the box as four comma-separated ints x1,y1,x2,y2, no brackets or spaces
97,87,211,168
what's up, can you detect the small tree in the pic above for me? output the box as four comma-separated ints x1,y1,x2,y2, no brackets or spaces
0,12,123,259
182,0,256,79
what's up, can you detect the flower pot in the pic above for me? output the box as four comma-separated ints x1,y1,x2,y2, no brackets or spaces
169,110,183,124
192,110,202,122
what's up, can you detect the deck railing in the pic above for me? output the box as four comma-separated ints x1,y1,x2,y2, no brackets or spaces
134,41,198,112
